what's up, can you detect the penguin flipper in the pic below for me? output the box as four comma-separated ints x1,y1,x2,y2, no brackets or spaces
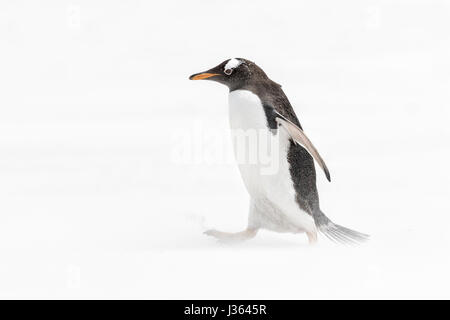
275,114,331,182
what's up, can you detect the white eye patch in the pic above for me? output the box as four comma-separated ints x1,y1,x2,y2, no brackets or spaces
224,58,242,75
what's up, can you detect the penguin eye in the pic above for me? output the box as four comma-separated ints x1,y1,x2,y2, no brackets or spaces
224,68,233,75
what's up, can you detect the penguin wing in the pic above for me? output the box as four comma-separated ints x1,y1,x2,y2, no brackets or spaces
275,114,331,182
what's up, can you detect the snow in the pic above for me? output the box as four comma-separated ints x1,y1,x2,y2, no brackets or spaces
0,0,449,299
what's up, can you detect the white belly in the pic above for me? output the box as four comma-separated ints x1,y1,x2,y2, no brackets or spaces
228,90,315,233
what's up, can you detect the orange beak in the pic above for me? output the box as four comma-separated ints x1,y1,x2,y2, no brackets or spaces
189,72,219,80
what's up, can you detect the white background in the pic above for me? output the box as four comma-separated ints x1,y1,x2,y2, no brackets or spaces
0,0,449,299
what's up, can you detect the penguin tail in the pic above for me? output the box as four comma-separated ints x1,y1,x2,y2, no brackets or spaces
313,210,369,244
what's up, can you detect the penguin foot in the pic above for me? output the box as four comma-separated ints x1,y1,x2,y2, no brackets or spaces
204,228,258,243
306,231,318,245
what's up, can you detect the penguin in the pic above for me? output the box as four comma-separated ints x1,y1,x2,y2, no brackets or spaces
189,58,368,244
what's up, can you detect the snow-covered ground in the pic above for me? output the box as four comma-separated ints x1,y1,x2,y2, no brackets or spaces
0,0,449,299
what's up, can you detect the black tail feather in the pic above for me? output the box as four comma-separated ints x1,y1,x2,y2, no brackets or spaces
313,210,369,245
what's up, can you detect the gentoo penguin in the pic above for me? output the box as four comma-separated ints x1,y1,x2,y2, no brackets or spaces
189,58,368,244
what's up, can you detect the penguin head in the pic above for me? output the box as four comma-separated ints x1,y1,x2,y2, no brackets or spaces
189,58,267,91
